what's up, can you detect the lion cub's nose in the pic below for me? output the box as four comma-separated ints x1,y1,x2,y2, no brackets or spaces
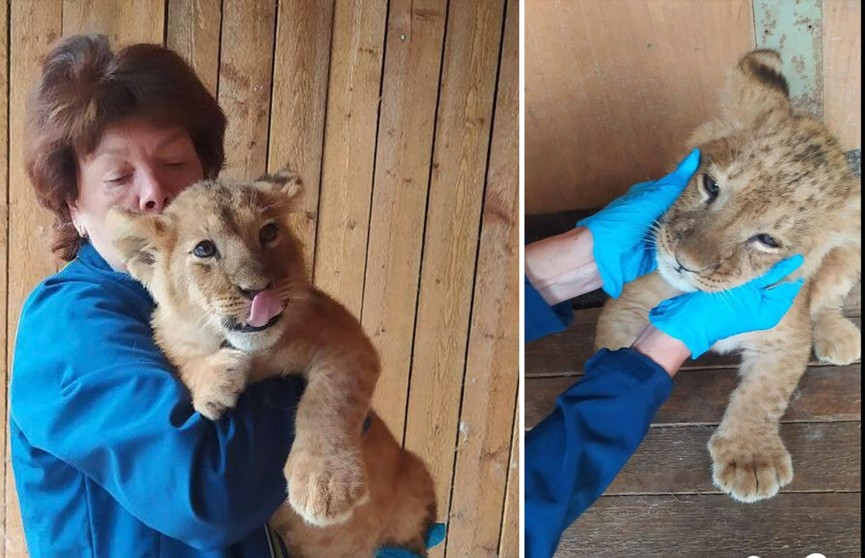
238,285,271,300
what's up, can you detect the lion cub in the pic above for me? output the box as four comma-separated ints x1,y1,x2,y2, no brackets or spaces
595,50,860,503
109,171,436,557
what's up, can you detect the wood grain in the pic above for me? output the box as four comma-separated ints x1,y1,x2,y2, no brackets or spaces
525,0,756,213
62,0,165,45
402,0,505,536
217,0,276,180
822,0,861,149
166,0,222,95
527,363,862,429
0,5,8,554
445,0,518,554
361,0,447,438
561,493,861,558
607,421,861,495
313,0,387,315
6,3,64,555
498,403,520,558
267,0,334,271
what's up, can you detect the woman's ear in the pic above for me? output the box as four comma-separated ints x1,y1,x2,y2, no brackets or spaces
67,201,88,238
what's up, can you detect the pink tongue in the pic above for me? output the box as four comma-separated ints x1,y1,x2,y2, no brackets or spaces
247,290,283,328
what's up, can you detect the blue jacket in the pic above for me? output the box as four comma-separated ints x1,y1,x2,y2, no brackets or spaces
10,242,304,557
524,278,673,558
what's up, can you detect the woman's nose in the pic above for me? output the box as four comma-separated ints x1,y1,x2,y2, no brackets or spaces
138,172,171,212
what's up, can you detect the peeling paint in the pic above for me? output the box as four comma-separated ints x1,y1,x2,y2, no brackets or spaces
754,0,824,118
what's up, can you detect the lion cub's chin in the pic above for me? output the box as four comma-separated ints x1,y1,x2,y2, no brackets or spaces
223,320,286,353
656,252,699,293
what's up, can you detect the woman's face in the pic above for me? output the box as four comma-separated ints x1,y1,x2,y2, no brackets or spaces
71,116,204,270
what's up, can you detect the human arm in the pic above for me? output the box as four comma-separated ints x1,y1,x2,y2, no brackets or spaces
10,279,303,550
630,325,691,377
525,227,602,306
524,348,672,558
525,150,700,305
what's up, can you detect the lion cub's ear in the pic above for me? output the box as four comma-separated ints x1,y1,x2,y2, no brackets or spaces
727,49,792,125
252,167,303,205
106,207,171,287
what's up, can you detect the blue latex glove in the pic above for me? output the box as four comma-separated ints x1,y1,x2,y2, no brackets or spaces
649,255,805,357
376,523,447,557
577,149,701,298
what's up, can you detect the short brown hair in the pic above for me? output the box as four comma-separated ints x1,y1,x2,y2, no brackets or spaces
25,33,227,262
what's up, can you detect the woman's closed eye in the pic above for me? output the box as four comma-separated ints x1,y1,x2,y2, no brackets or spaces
105,173,133,185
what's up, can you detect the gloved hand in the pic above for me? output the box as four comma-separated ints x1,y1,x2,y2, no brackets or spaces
375,523,447,557
648,255,805,358
577,149,701,298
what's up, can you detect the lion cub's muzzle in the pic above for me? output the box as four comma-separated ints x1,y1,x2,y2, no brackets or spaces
222,289,285,333
223,313,283,333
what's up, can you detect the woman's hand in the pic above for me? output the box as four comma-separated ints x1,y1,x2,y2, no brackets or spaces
578,149,701,297
649,255,805,357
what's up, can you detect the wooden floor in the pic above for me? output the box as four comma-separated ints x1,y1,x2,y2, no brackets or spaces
525,302,862,557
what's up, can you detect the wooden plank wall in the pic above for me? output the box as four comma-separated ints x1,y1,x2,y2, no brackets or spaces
1,1,519,557
525,0,862,214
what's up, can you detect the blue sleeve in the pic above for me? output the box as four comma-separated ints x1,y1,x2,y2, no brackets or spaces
11,279,302,550
524,348,673,558
525,276,573,342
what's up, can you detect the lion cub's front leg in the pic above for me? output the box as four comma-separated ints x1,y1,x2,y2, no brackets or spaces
178,348,249,421
595,272,680,350
280,308,380,527
708,298,811,502
285,357,375,527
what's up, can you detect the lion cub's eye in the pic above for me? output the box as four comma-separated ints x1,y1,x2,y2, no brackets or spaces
702,174,720,204
260,223,279,245
193,240,218,258
750,233,781,249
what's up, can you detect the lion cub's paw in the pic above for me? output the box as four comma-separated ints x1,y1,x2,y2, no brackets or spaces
813,315,861,365
192,349,249,421
284,442,368,526
708,432,793,503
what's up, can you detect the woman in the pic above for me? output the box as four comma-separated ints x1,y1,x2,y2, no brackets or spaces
9,33,425,558
524,150,804,557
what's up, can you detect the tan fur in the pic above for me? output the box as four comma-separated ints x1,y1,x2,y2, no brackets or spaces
108,169,436,556
595,49,861,503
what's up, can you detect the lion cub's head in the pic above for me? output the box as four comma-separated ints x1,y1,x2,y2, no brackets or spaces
108,169,308,351
656,49,860,293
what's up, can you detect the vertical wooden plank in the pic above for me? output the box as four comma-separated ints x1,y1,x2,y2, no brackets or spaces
0,4,9,558
498,405,520,558
444,0,517,554
402,2,505,553
267,0,334,271
524,0,755,213
62,0,165,44
166,0,222,96
0,1,8,552
361,0,447,438
217,0,276,180
822,0,861,149
313,0,386,315
7,3,64,555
